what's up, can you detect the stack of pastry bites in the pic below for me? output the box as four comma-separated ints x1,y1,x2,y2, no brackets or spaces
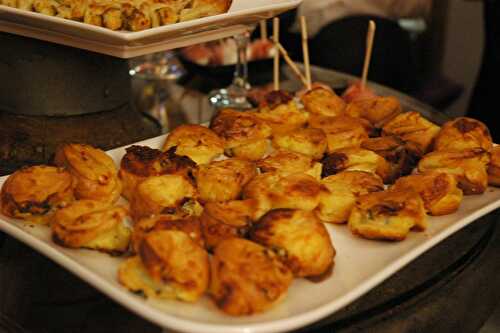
0,0,232,31
1,84,499,316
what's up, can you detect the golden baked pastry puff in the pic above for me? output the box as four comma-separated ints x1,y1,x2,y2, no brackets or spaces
272,127,327,160
300,86,346,117
1,165,74,224
118,230,209,302
51,200,131,254
433,117,493,152
54,143,122,204
345,96,402,128
209,238,293,316
348,189,427,241
488,146,500,187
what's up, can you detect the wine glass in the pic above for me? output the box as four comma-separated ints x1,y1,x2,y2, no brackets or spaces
207,31,253,110
129,51,186,132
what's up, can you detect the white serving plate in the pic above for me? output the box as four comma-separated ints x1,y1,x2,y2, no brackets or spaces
0,134,499,333
0,0,302,58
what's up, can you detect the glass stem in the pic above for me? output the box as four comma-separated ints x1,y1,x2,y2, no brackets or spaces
232,31,250,90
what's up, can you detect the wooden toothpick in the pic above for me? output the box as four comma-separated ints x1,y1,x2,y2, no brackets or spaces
276,42,308,87
361,20,376,90
300,16,312,90
273,17,280,90
260,20,267,41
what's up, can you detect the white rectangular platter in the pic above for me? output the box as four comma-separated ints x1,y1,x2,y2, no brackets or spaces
0,133,499,333
0,0,302,58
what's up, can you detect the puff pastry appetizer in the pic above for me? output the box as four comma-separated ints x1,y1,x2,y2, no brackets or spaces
209,238,293,316
118,230,209,302
382,111,441,157
250,209,335,279
345,96,402,128
348,189,427,241
210,109,271,161
1,165,74,224
391,171,463,216
418,148,490,195
162,124,224,164
257,150,322,180
316,171,384,224
54,143,122,204
52,200,130,254
488,146,500,187
433,117,493,152
255,90,309,135
119,145,196,200
272,127,327,160
195,158,256,203
300,86,346,117
130,174,201,221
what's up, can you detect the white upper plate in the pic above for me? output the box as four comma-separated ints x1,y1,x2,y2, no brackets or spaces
0,0,302,58
0,134,499,333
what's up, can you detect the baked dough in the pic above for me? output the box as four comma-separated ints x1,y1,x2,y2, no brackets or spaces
433,117,493,152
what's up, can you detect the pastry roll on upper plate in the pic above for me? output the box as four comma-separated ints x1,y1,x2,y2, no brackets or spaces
418,148,490,195
200,199,256,251
130,174,201,221
391,171,463,216
272,128,327,160
52,200,131,254
345,96,402,128
433,117,493,152
382,111,441,157
179,0,232,22
209,238,293,316
320,147,392,182
54,143,122,204
131,215,204,253
1,165,74,224
316,171,384,224
257,150,322,180
162,124,224,164
83,0,123,30
255,90,309,135
488,146,500,187
250,209,335,279
210,109,271,161
300,87,346,117
195,158,257,203
348,189,427,241
118,230,209,302
119,145,196,201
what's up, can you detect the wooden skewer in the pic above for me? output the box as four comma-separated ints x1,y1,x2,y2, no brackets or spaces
361,20,376,90
300,16,312,90
273,17,280,90
276,42,309,87
260,20,267,41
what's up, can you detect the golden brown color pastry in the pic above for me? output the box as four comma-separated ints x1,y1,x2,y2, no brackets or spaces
210,109,271,161
1,165,74,224
300,87,346,117
348,189,427,241
391,171,463,216
162,124,224,164
308,114,373,136
382,111,441,157
433,117,493,152
118,145,197,201
418,148,490,195
118,230,209,302
243,172,327,216
250,209,335,278
132,215,204,253
272,127,327,160
195,158,257,203
52,200,130,254
316,171,384,224
209,238,293,316
361,136,416,183
200,199,255,250
345,96,402,128
54,143,121,204
257,150,322,180
129,174,201,221
320,147,391,182
255,90,309,135
488,146,500,187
